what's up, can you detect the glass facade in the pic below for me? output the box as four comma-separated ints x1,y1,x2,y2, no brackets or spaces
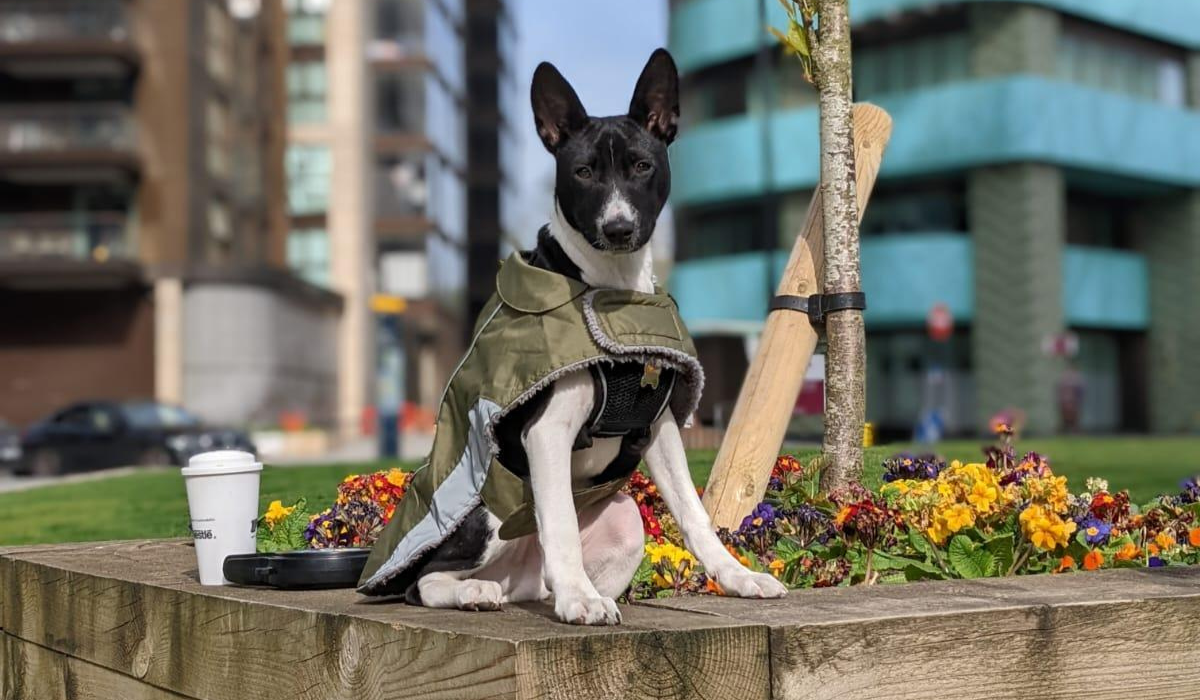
284,0,327,45
285,144,330,216
287,226,330,287
287,60,327,124
854,31,970,99
1057,20,1187,106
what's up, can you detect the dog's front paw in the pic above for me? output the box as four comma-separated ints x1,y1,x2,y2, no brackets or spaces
554,591,622,625
712,567,788,599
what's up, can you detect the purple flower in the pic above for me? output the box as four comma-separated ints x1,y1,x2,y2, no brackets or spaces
1149,556,1166,568
1078,517,1112,546
881,454,944,482
1179,476,1200,505
738,502,778,533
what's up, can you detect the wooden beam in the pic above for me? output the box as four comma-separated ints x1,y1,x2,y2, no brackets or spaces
649,568,1200,699
1,632,193,700
703,103,893,529
0,541,769,700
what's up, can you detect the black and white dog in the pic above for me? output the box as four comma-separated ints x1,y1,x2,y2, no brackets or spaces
414,49,786,625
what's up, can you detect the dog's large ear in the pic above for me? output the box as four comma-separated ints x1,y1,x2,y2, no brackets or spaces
628,49,679,145
531,62,588,153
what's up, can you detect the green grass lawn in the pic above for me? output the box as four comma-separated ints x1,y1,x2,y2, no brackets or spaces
2,436,1199,546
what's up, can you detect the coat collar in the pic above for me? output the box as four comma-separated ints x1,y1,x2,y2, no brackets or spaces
496,251,590,313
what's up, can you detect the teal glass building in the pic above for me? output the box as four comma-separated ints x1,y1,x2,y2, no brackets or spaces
667,0,1200,436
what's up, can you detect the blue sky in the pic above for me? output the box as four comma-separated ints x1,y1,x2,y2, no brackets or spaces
509,0,669,245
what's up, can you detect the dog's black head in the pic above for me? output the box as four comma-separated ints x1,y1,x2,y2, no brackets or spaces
531,49,679,253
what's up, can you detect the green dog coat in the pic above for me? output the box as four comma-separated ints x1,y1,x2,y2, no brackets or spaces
358,251,703,595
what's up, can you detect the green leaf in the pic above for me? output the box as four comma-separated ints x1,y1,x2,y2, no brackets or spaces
868,552,940,576
948,535,994,579
983,533,1015,576
908,527,934,558
904,563,946,581
787,22,810,57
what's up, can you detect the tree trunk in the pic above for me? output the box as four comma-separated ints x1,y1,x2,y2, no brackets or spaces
814,0,865,491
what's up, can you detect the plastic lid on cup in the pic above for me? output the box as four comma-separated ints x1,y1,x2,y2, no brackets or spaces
181,450,263,477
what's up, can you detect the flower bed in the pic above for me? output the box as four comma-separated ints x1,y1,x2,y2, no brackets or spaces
257,427,1200,599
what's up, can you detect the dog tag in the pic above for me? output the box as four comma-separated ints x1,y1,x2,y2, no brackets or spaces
640,362,661,389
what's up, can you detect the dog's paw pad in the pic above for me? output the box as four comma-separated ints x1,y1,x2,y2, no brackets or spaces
456,580,503,611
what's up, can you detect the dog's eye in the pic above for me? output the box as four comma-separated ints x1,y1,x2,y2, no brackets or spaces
575,166,592,180
634,161,653,174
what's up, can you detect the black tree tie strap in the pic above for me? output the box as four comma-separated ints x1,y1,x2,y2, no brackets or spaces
769,292,866,324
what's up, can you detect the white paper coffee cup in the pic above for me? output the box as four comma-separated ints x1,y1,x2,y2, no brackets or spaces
182,450,263,585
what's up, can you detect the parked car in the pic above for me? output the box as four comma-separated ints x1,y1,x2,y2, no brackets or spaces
18,401,256,476
0,419,20,466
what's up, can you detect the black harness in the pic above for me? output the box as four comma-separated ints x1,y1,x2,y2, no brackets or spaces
575,361,676,446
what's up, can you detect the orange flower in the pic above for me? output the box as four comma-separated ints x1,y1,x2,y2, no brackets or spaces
725,544,751,567
1148,543,1160,556
1083,550,1104,571
1155,531,1176,550
1115,542,1140,561
1054,555,1075,573
768,559,785,578
705,577,725,595
1188,528,1200,547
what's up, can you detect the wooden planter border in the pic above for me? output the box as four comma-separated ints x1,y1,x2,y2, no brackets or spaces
3,540,1200,699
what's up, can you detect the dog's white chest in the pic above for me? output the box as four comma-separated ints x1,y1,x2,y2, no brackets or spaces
570,437,623,486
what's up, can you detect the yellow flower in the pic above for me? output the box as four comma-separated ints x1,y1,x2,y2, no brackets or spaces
1026,475,1070,514
1155,531,1176,550
966,480,1000,514
385,468,408,487
264,500,295,527
646,541,697,587
1019,504,1076,551
926,503,975,544
768,559,785,578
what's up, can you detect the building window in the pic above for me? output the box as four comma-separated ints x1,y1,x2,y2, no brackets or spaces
285,145,331,215
379,249,428,297
205,97,231,181
287,60,327,124
284,0,328,45
375,71,425,134
854,31,970,100
1057,20,1186,107
375,155,428,218
858,184,968,236
207,200,232,242
676,204,767,260
680,59,751,127
287,227,329,287
375,0,423,51
205,3,233,87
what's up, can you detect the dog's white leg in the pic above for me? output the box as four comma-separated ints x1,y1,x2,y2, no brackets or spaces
643,410,788,599
579,492,645,598
416,571,503,611
523,372,622,625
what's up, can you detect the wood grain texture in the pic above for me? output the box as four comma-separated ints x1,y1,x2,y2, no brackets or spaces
1,632,193,700
651,567,1200,699
703,103,893,529
0,540,769,700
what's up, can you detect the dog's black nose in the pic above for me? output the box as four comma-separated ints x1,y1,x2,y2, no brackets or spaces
602,220,635,245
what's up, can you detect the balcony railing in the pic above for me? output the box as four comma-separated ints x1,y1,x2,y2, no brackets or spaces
0,213,132,261
0,0,132,45
0,105,136,155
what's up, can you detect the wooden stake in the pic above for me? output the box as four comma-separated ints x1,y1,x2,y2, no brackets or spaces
702,103,892,529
